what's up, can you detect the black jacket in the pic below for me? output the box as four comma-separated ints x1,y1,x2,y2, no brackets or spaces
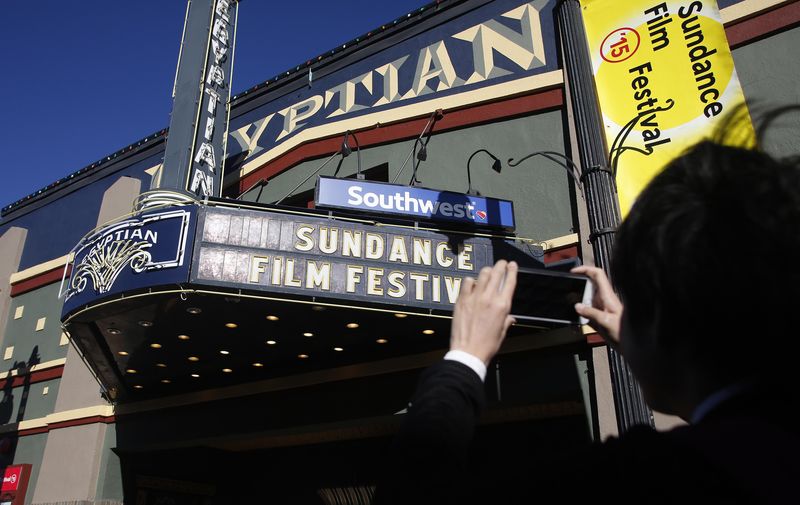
375,360,799,504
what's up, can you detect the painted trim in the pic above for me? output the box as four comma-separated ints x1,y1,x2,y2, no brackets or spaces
725,0,800,47
0,358,66,380
16,405,115,436
238,70,565,179
9,254,71,285
0,364,63,389
720,0,795,24
10,266,71,297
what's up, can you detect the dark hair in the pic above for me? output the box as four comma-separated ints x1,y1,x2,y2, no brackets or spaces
611,130,800,374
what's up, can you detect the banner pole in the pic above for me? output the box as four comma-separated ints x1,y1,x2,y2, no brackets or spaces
556,0,654,432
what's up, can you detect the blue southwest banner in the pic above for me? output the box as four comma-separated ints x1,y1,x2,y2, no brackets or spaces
315,176,516,230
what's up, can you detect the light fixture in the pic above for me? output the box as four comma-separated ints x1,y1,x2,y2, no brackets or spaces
225,322,238,328
188,356,200,362
133,385,143,389
126,369,137,374
138,320,153,327
186,307,202,314
161,379,171,384
220,350,230,355
376,338,388,344
150,343,162,349
118,351,129,356
346,323,359,329
311,306,325,311
303,332,313,337
252,362,264,367
266,315,279,321
422,329,435,335
266,340,276,345
156,363,167,368
298,354,309,359
107,328,122,335
334,347,344,352
466,148,502,196
178,334,190,340
393,313,408,319
191,373,200,378
222,368,233,373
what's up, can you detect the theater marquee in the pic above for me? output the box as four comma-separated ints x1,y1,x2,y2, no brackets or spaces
192,206,511,311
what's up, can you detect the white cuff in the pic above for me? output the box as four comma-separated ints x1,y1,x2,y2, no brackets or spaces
444,350,487,382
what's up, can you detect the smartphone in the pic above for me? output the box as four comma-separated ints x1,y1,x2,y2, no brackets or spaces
508,267,593,326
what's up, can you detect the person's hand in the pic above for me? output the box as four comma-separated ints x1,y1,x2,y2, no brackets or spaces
450,260,517,365
571,265,622,346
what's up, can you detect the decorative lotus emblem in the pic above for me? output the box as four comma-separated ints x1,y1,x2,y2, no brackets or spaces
70,238,153,296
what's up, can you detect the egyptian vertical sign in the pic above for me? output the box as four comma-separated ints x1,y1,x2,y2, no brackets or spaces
580,0,753,214
160,0,238,197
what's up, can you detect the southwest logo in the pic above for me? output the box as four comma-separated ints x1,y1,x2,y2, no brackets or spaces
475,210,487,220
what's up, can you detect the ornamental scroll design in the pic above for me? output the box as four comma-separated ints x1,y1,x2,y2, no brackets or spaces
69,238,153,296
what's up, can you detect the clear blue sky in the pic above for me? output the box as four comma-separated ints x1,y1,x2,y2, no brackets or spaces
0,0,426,207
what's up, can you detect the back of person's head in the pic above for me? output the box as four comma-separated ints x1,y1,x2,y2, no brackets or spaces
612,108,800,385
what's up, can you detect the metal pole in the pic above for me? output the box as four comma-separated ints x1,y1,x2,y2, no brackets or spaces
556,0,654,432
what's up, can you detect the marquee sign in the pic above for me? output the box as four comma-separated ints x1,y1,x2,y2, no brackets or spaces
191,206,533,311
314,177,516,230
62,209,195,315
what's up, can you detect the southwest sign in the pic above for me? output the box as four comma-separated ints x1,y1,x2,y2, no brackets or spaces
314,177,516,230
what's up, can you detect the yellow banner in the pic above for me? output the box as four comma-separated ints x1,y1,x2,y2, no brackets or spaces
580,0,753,214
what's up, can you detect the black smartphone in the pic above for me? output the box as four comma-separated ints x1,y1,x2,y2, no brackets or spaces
508,267,592,326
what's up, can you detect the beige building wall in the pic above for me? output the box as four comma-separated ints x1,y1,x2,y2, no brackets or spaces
0,227,28,350
32,176,140,505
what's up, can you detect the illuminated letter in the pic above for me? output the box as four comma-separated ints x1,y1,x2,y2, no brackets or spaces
436,242,454,268
211,38,227,65
249,256,269,283
284,259,302,287
388,236,409,263
205,88,220,115
271,257,282,285
444,276,463,303
413,238,432,266
206,65,225,88
204,117,215,141
306,261,331,290
387,271,407,298
295,225,315,251
194,142,216,171
409,273,429,301
365,233,384,260
190,169,213,196
346,266,364,293
212,18,229,46
457,244,474,271
319,227,339,254
342,230,362,257
367,268,384,296
215,0,231,22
